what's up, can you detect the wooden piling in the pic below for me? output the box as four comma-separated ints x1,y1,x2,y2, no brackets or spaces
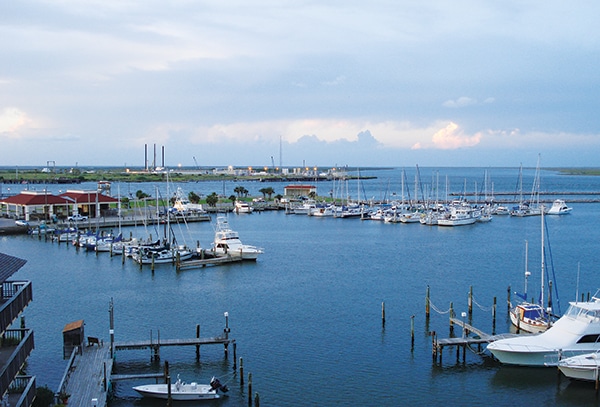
248,373,252,407
381,302,386,327
449,302,454,335
468,286,473,319
240,358,244,385
410,315,415,349
425,286,430,319
255,393,260,407
195,324,201,360
507,285,511,311
492,296,497,335
233,343,237,370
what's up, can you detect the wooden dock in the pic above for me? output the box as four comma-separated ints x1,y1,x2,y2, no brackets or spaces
432,318,519,364
58,344,113,406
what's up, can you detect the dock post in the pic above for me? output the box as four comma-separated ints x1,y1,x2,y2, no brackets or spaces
410,315,415,350
109,298,115,358
449,302,454,335
255,393,260,407
240,358,244,385
233,342,237,370
381,302,386,327
196,324,201,361
176,251,181,271
248,373,252,407
507,285,511,312
431,331,436,362
224,312,230,358
468,286,473,320
151,253,155,271
548,280,553,311
122,246,125,264
492,296,497,335
425,286,430,319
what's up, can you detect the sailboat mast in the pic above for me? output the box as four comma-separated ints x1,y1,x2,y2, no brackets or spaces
541,207,545,309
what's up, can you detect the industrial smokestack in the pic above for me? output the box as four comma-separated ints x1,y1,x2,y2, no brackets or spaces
144,144,148,171
162,146,165,168
153,144,157,170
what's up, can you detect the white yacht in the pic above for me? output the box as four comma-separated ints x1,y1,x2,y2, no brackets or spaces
211,216,263,260
488,291,600,366
547,199,572,215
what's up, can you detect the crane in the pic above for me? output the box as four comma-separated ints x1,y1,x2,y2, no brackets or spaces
271,156,275,173
193,156,200,170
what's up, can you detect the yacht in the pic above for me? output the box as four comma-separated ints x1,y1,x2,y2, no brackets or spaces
547,199,572,215
211,216,263,260
488,291,600,366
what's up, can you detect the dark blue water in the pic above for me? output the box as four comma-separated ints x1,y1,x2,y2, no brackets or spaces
2,167,600,406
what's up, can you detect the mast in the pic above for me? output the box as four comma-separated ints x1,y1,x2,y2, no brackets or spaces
540,206,545,309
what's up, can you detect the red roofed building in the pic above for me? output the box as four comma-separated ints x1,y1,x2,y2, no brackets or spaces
0,190,118,221
283,185,317,198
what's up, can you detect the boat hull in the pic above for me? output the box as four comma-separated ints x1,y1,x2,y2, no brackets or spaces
133,384,219,400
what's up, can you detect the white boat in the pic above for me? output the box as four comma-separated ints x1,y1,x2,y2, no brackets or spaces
235,200,254,214
547,199,572,215
437,202,478,226
291,200,316,215
557,352,600,381
510,216,552,334
132,245,194,264
558,352,600,382
211,216,263,260
133,375,227,400
488,290,600,367
310,205,335,217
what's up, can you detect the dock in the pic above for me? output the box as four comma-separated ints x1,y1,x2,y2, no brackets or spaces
432,318,519,364
57,344,113,406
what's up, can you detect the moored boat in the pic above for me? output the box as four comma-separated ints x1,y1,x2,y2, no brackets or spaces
556,352,600,381
133,375,228,400
547,199,572,215
488,290,600,367
211,216,263,260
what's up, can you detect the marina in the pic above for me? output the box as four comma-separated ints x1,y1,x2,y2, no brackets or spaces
2,167,600,406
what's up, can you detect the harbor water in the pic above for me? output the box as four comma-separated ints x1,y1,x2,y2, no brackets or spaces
2,167,600,406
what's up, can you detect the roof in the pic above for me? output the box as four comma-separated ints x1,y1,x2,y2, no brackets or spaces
284,185,316,189
0,191,72,206
59,191,118,204
63,319,84,333
0,252,27,283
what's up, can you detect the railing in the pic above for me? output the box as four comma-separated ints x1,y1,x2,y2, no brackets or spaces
0,329,34,396
0,281,32,334
10,375,36,407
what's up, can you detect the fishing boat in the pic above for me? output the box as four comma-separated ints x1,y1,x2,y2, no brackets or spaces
556,352,600,381
547,199,572,215
437,201,478,226
133,375,227,400
132,244,194,264
234,200,254,214
211,216,263,260
487,290,600,367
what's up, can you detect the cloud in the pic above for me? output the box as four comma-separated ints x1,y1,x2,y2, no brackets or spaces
414,122,482,150
0,107,29,138
442,97,477,108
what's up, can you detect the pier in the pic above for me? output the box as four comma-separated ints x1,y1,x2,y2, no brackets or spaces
56,302,238,406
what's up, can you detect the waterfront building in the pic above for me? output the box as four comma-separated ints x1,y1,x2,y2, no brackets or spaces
0,252,35,406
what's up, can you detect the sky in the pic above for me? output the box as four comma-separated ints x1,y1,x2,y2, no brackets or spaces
1,1,600,169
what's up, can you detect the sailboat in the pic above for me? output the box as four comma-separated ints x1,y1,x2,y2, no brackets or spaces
509,208,552,333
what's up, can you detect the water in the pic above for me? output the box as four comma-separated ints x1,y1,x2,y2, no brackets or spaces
2,167,600,406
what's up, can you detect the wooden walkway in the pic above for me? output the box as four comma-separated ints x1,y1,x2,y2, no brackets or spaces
61,345,113,406
432,318,519,364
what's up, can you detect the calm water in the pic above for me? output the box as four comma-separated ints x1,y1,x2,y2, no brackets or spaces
2,167,600,406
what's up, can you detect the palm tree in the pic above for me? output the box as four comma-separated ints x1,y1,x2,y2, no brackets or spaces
206,192,219,207
259,187,275,200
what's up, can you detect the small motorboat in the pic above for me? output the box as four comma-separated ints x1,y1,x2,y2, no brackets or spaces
546,199,572,215
133,375,228,400
557,352,600,382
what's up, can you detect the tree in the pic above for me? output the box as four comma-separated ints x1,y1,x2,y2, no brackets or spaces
188,191,201,204
229,195,237,203
234,186,245,197
308,191,317,199
259,187,275,200
206,192,219,207
136,190,150,200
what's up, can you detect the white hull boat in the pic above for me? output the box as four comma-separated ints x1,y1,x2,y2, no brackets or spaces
557,352,600,381
133,376,227,400
547,199,572,215
212,216,263,260
488,291,600,367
